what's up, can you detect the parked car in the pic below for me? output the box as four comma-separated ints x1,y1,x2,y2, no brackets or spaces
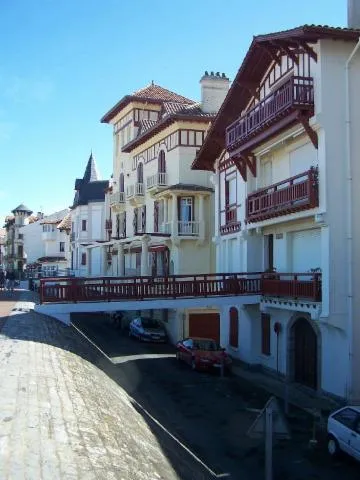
176,337,232,373
129,317,167,342
327,406,360,460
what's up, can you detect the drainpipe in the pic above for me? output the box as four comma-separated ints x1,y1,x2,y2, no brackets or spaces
345,38,360,400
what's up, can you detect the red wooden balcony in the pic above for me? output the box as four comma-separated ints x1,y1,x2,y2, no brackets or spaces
39,271,321,304
246,167,319,223
262,272,321,302
220,205,241,235
226,76,314,152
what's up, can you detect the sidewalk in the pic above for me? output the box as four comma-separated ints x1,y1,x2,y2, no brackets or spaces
231,360,342,422
0,287,182,480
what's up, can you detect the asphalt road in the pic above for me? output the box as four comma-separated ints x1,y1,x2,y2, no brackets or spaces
71,313,360,480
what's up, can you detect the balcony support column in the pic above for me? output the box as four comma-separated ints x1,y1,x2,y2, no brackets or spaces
171,194,178,236
141,235,150,276
118,243,125,277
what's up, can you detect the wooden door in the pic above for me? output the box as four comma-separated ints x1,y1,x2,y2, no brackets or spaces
189,313,220,344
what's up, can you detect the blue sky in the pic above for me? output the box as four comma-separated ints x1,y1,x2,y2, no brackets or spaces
0,0,346,222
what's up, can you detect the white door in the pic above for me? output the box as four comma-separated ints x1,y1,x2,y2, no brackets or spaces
291,229,321,273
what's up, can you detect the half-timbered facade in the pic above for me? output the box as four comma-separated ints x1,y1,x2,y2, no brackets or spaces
193,25,360,401
96,75,229,341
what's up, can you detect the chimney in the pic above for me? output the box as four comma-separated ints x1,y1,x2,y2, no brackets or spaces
348,0,360,28
200,71,230,114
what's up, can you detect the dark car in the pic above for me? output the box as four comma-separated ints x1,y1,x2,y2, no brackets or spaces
176,337,232,373
129,317,168,342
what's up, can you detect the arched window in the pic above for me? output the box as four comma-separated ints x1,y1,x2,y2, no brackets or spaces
229,307,239,348
119,173,124,192
158,150,166,173
137,163,144,183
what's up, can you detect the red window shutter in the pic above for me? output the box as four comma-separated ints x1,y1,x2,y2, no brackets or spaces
122,211,126,238
261,313,271,356
137,163,144,183
158,151,166,173
119,173,124,192
154,201,159,232
229,307,239,348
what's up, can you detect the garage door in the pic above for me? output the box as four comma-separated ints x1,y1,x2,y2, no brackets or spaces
291,229,321,272
188,313,220,343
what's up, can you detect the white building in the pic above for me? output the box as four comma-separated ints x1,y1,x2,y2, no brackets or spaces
0,228,5,269
70,153,109,277
94,76,229,341
193,23,360,401
20,209,70,276
4,204,33,276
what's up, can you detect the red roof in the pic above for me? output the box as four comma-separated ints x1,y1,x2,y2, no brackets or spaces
101,83,195,123
192,24,360,171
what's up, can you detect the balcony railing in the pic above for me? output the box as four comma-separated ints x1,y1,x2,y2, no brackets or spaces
126,183,144,198
178,221,199,236
220,205,241,235
39,271,321,304
109,191,125,206
226,76,314,150
146,172,168,190
159,222,172,234
246,167,319,223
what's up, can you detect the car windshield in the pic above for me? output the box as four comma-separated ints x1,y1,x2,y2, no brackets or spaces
193,340,219,351
141,318,161,329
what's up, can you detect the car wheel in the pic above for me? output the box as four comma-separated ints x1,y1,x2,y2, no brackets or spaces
191,357,197,371
328,435,340,458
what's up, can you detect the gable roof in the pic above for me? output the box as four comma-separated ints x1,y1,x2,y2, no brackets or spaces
192,24,360,171
57,212,72,231
101,83,195,124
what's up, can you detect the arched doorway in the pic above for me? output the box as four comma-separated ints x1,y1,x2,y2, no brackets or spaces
292,317,318,389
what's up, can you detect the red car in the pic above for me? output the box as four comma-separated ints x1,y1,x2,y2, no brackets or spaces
176,337,232,373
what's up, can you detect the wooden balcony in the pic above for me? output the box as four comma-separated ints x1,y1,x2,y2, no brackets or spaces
220,205,241,235
246,168,319,223
226,76,314,153
39,271,321,304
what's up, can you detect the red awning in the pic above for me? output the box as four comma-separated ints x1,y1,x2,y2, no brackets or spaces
149,245,168,252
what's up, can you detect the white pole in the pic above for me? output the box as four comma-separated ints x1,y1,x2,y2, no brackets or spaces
265,406,273,480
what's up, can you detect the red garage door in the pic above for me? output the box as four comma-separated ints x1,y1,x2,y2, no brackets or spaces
188,313,220,344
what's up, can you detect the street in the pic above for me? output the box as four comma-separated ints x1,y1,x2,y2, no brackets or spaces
71,313,360,480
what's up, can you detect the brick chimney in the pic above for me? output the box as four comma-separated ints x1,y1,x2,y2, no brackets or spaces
348,0,360,28
200,71,230,114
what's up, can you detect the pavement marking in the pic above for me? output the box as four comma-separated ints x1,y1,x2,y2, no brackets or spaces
72,322,230,479
111,353,176,364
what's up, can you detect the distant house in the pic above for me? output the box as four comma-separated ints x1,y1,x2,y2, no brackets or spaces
70,153,109,277
4,204,33,276
20,209,71,276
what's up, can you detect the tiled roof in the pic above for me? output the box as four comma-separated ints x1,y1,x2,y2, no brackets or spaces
132,83,194,104
57,213,72,231
41,209,70,225
72,181,109,208
156,183,214,194
101,83,195,123
137,119,157,136
12,204,33,214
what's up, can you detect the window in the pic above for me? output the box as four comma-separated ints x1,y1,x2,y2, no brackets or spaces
261,313,271,356
137,163,144,184
119,173,124,192
178,197,193,222
229,307,239,348
81,220,87,231
81,253,86,265
333,408,359,430
59,242,65,252
158,151,166,173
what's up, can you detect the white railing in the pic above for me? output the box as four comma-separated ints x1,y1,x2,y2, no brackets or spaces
126,183,144,198
42,231,57,241
178,221,200,236
146,172,168,190
109,191,125,205
159,222,172,234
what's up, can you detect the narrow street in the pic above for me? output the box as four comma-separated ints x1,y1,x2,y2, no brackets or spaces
72,313,360,480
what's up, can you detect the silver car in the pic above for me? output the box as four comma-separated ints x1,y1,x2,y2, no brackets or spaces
327,406,360,460
129,317,167,342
